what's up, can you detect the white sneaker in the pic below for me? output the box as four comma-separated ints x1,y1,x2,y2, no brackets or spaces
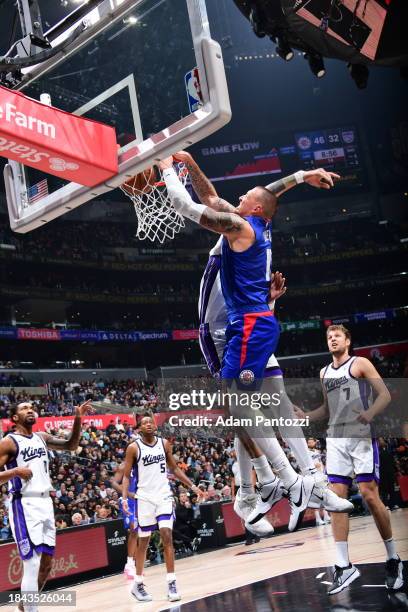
316,519,325,526
131,581,152,602
234,489,275,536
234,489,257,519
245,480,285,533
287,475,315,532
310,484,354,513
328,564,361,595
167,580,181,602
308,474,354,513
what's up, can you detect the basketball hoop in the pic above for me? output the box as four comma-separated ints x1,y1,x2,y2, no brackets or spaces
120,164,187,244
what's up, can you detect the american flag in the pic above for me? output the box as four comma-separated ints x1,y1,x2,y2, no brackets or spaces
28,178,48,204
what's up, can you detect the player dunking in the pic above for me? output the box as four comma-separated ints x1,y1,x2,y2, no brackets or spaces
0,400,93,612
161,152,352,534
296,325,404,593
122,415,199,603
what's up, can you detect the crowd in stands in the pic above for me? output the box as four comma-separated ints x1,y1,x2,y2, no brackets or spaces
0,418,239,541
0,216,404,265
0,379,159,419
0,409,406,542
0,350,406,418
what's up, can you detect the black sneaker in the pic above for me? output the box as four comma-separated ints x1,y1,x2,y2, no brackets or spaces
385,557,404,590
328,564,360,595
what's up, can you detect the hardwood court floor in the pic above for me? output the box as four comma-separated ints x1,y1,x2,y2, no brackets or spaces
4,510,408,612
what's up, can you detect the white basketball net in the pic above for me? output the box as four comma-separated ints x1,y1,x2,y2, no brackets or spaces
120,164,187,243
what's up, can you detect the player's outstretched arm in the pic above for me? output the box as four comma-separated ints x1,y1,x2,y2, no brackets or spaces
164,440,199,493
174,151,236,212
353,357,392,424
265,168,340,197
40,399,93,451
0,437,32,485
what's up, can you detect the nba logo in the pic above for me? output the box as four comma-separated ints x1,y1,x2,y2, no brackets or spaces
185,67,203,113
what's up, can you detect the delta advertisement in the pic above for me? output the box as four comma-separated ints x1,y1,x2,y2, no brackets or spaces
0,309,402,343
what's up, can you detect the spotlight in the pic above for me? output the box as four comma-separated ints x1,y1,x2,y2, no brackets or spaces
276,38,294,61
348,63,369,89
304,52,325,78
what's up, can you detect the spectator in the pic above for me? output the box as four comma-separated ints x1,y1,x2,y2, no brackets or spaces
173,493,198,554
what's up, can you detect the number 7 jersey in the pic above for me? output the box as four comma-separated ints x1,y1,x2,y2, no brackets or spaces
133,436,171,501
322,356,372,437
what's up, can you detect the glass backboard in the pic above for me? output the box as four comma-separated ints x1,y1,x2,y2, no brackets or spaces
5,0,231,233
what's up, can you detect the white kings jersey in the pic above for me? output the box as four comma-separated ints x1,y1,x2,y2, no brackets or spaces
134,436,171,501
309,448,324,472
322,356,372,437
6,432,53,496
198,236,227,331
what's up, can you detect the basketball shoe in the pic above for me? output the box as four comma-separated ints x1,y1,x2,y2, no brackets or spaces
328,564,360,595
245,479,286,532
234,489,276,536
385,557,404,590
168,580,181,602
287,474,316,532
131,581,152,602
308,474,354,514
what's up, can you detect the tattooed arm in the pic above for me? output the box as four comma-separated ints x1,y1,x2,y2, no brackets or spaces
160,160,254,244
199,208,247,235
174,151,236,213
265,168,340,197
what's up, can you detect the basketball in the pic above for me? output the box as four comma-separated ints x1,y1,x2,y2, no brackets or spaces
121,167,157,195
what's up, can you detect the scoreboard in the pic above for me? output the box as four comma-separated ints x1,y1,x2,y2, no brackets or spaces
294,127,360,171
193,125,365,199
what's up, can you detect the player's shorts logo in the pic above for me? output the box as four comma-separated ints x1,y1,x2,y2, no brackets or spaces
19,538,31,556
239,369,255,385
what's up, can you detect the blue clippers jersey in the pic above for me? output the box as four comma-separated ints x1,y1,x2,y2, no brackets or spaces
220,216,272,318
129,466,137,494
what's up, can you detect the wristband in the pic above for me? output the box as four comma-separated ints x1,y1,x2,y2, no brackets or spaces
294,170,305,184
